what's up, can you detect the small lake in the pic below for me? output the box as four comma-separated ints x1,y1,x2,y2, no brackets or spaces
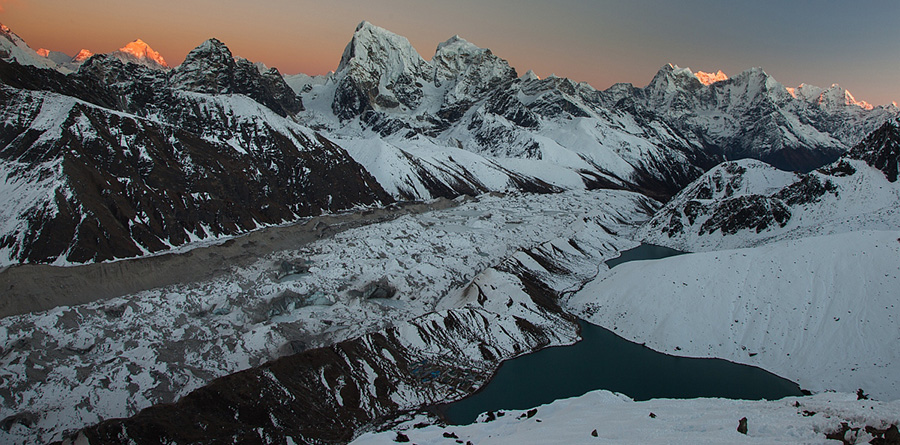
603,242,686,269
440,243,804,425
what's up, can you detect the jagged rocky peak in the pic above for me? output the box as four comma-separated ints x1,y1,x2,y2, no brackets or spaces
695,69,728,85
337,21,429,82
110,38,169,69
170,38,302,116
432,34,515,80
432,34,517,100
816,84,874,111
171,38,236,93
847,119,900,182
642,63,711,108
727,66,781,92
332,21,431,118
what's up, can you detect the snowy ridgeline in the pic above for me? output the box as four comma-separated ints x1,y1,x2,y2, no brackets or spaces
638,157,900,252
0,190,654,444
351,390,900,445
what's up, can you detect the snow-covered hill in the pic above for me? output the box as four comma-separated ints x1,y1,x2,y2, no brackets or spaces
638,119,900,251
569,230,900,400
352,390,900,445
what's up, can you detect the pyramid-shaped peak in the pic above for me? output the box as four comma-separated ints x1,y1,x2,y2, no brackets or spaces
193,38,231,54
337,21,426,75
178,38,235,70
436,34,478,52
116,38,168,68
73,49,94,62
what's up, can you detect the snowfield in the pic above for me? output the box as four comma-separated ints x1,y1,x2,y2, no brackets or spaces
351,390,900,445
568,230,900,400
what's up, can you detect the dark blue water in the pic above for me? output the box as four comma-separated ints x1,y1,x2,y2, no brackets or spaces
441,243,803,425
604,243,686,269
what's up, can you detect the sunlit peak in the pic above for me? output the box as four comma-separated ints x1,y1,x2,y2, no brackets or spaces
73,49,94,62
695,70,728,86
36,48,50,57
118,39,168,67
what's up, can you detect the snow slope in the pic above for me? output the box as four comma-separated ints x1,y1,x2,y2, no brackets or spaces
568,230,900,400
0,23,60,71
352,390,900,445
638,157,900,252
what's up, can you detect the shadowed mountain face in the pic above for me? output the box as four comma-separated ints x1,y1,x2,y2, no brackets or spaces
0,54,390,265
847,119,900,182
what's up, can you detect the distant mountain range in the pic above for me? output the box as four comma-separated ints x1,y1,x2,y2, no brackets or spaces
1,20,897,265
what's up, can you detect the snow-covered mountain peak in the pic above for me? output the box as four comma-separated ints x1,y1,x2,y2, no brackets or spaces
435,34,476,53
431,32,515,90
0,21,59,70
725,66,789,101
330,21,432,118
647,64,701,90
72,49,94,63
109,38,168,70
522,69,540,81
336,21,427,76
36,48,73,65
179,38,234,68
695,69,728,85
817,83,874,110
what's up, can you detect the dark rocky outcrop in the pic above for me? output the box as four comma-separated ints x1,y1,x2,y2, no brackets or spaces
0,40,390,265
847,119,900,182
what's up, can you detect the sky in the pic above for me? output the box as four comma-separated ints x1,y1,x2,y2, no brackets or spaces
1,0,897,105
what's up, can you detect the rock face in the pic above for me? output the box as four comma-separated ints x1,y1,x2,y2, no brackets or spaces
0,38,389,265
846,119,900,182
171,38,302,117
638,122,900,252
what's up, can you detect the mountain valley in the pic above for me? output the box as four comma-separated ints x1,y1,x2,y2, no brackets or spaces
1,20,899,444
